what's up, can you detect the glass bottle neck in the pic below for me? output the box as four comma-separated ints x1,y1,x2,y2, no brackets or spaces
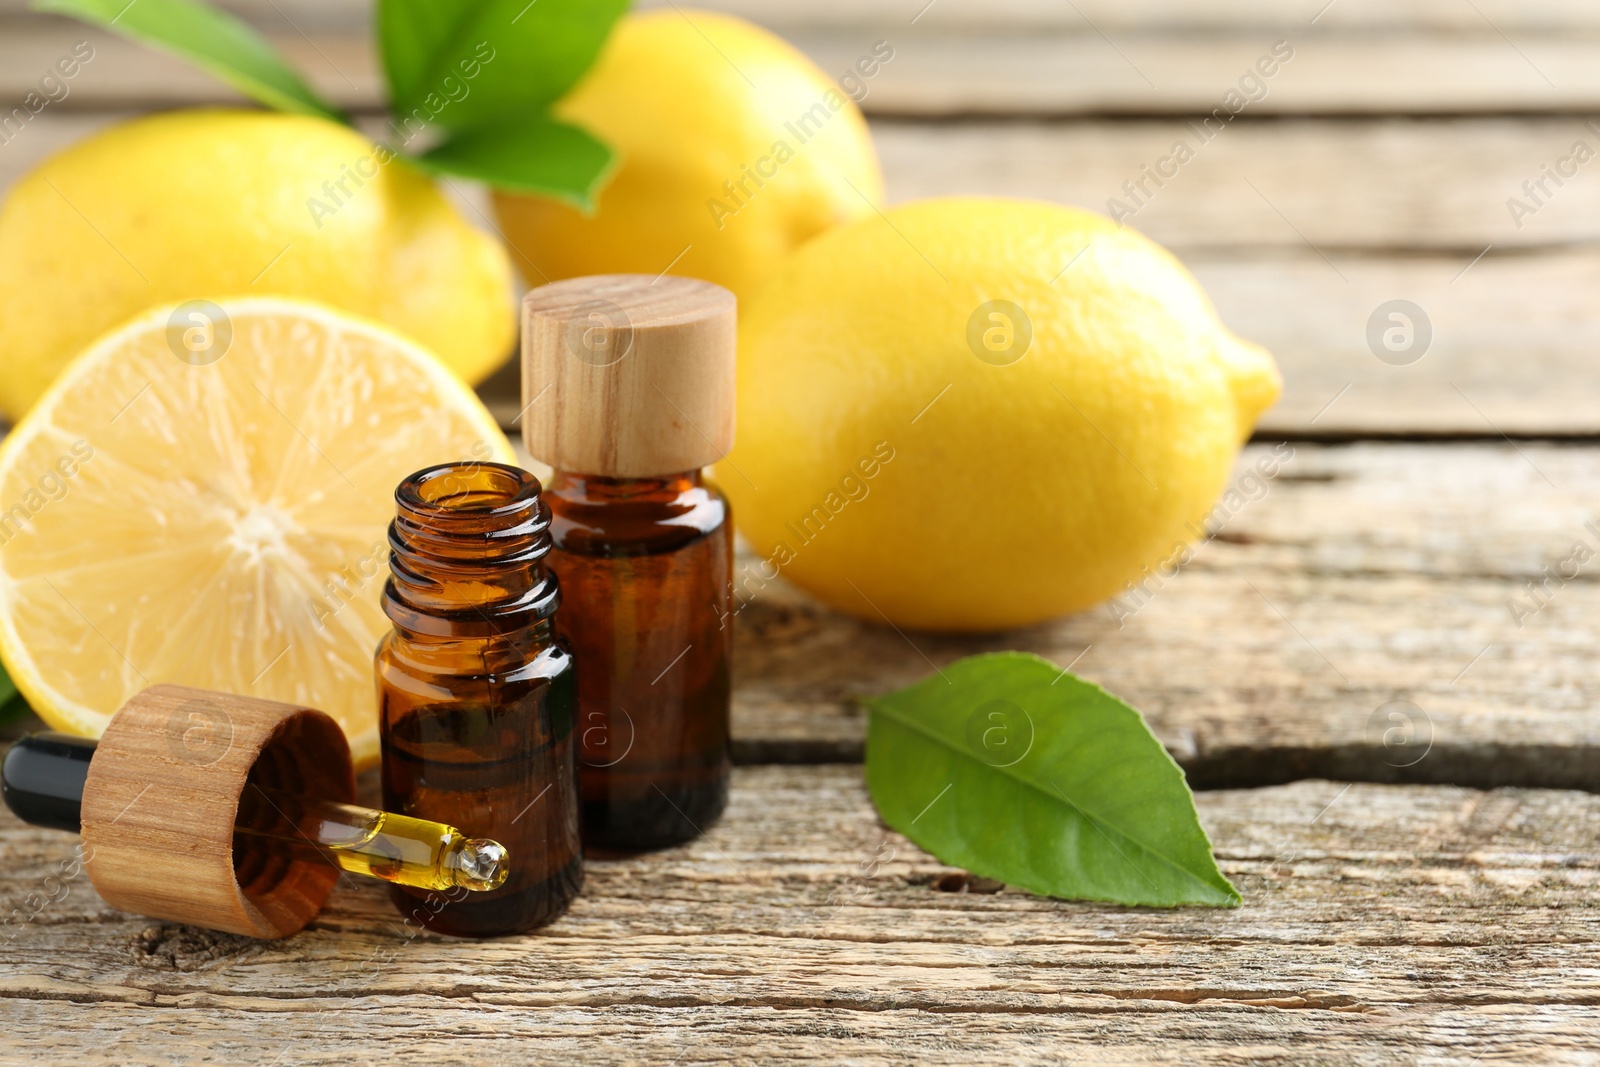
544,468,726,557
545,469,704,501
383,462,560,640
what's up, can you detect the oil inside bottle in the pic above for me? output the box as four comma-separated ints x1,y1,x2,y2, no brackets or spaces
381,686,581,936
546,469,732,850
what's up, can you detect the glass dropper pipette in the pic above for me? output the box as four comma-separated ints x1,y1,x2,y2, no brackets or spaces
2,731,509,893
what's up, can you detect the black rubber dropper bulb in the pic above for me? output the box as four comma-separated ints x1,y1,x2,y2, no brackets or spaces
1,732,95,832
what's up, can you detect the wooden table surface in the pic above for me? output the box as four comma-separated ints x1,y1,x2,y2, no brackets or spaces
3,2,1599,1064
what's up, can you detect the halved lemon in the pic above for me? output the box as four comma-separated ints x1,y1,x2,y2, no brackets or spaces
0,298,514,766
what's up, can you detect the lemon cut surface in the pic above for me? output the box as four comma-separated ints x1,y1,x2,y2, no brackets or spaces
0,298,514,766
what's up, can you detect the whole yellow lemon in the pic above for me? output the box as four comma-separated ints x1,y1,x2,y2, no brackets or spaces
0,108,514,420
720,197,1281,632
492,9,884,302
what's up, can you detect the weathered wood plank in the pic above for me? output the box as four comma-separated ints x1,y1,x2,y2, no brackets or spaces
13,114,1600,254
0,24,381,111
11,0,1600,33
796,32,1600,118
1,767,1597,1064
874,118,1600,253
720,443,1600,790
9,431,1597,794
651,0,1600,33
9,19,1600,116
1199,250,1600,437
5,443,1593,785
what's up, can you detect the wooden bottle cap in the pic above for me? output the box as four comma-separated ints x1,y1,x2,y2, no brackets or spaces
522,274,736,477
80,685,354,939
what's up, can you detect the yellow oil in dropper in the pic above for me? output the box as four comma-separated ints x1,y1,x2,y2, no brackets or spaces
235,784,509,892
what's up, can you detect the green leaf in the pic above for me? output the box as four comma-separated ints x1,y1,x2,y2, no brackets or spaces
378,0,627,134
410,117,615,210
0,659,28,725
866,652,1239,908
34,0,345,122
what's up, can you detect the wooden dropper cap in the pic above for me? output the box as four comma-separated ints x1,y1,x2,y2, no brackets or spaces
521,274,736,477
79,685,354,939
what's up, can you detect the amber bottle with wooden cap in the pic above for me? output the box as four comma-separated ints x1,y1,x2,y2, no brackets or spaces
522,275,735,850
0,685,510,939
376,461,582,936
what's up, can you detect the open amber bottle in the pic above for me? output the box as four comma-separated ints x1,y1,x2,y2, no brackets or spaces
523,275,736,850
376,461,581,936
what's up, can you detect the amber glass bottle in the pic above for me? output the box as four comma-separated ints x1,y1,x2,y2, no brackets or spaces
545,469,732,848
523,274,737,850
375,461,582,936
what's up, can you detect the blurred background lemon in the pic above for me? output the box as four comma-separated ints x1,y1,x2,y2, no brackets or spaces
492,8,884,302
721,197,1282,632
0,108,515,421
